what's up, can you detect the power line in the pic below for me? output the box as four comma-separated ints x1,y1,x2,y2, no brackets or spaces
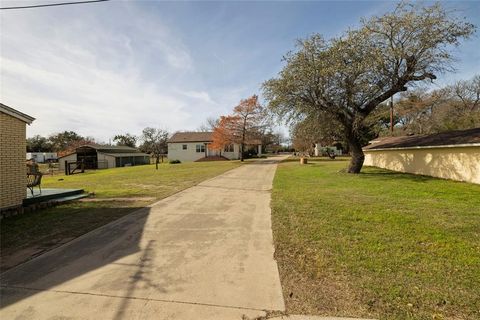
0,0,110,10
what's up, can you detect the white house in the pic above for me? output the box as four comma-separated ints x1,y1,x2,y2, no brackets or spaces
167,131,262,162
314,144,343,156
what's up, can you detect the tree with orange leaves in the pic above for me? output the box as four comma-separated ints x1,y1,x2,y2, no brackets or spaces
211,95,265,161
209,116,237,155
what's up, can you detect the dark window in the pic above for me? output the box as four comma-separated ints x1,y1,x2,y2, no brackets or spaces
196,144,205,153
182,144,187,150
224,144,234,152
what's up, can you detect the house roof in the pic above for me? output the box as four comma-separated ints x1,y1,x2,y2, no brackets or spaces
0,103,35,124
168,132,213,143
168,132,263,145
364,128,480,151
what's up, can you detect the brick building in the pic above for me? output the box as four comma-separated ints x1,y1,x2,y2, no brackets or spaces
0,103,35,211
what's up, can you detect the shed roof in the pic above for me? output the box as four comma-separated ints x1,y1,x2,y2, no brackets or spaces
168,132,213,143
57,152,76,159
58,145,145,159
364,128,480,151
77,144,140,153
0,103,35,124
100,152,150,158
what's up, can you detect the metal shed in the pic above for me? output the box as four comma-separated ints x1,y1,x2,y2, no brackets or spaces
59,145,150,171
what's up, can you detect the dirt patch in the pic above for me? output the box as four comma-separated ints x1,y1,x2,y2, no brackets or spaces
80,197,156,202
1,237,75,272
124,183,171,189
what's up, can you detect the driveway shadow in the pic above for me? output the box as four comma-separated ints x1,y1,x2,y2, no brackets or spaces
0,206,151,311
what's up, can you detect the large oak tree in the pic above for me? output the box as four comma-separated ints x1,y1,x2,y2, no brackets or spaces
263,2,475,173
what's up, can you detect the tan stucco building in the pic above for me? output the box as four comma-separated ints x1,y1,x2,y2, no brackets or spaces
0,103,35,211
363,128,480,184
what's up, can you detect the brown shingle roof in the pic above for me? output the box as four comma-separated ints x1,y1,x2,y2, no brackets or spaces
364,128,480,150
168,132,263,145
168,132,213,143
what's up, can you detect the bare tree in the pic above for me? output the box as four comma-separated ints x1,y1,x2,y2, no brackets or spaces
392,75,480,134
197,117,220,132
139,128,169,170
451,75,480,111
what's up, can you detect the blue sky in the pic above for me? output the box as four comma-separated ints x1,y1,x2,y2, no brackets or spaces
1,0,479,141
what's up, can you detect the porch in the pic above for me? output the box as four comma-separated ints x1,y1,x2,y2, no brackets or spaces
24,188,88,206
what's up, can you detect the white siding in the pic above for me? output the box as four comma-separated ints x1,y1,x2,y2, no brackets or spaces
58,153,77,171
207,148,220,157
222,143,241,160
168,142,261,161
168,142,208,162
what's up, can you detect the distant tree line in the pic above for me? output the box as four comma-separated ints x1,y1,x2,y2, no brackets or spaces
26,131,96,156
26,127,170,161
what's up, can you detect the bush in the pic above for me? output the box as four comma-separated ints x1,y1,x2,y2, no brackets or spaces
169,159,181,164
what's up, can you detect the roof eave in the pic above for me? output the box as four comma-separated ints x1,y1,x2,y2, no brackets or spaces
57,152,76,159
0,103,35,124
363,143,480,152
168,140,213,143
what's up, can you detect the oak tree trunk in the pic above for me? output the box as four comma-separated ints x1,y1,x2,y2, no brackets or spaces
347,135,364,174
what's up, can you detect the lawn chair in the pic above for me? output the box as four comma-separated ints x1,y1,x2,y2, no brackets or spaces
27,172,43,196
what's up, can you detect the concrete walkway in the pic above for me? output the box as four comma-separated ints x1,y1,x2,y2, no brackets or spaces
1,157,288,319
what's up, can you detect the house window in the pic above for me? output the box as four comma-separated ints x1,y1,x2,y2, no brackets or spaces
196,144,205,153
224,144,234,152
182,144,187,150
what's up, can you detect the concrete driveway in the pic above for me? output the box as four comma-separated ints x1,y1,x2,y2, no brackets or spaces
1,156,288,319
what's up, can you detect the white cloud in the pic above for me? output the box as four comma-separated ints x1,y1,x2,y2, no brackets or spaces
179,90,215,104
0,1,206,141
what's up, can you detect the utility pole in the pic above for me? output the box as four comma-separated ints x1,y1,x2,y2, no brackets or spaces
390,95,394,135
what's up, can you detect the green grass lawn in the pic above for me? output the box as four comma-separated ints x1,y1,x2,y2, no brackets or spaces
42,161,240,198
272,159,480,320
1,161,240,271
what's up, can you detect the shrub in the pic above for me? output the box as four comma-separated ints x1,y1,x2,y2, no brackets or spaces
169,159,181,164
